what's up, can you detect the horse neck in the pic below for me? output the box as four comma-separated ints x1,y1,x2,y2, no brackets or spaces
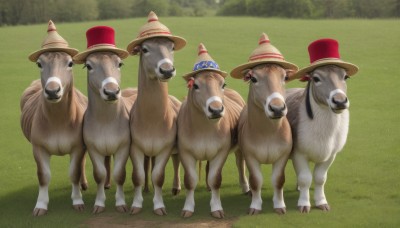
247,92,284,131
136,58,170,118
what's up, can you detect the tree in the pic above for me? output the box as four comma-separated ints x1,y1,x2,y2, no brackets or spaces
98,0,132,19
217,0,248,16
131,0,169,17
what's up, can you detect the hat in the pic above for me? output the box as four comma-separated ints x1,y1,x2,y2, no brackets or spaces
230,33,298,79
28,20,79,62
183,43,227,80
290,38,359,81
126,11,186,55
73,26,129,64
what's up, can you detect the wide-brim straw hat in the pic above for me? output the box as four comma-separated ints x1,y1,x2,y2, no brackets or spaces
73,26,129,64
230,33,298,79
28,20,79,62
289,38,359,81
126,11,186,55
183,43,227,80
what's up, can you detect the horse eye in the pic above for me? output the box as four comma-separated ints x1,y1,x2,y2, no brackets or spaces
142,47,149,54
222,83,227,89
84,63,92,71
36,62,42,68
118,62,124,68
284,75,289,81
344,75,350,80
68,61,74,68
193,84,199,90
313,77,321,83
250,77,258,83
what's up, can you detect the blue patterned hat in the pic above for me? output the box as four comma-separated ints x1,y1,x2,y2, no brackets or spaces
183,43,227,80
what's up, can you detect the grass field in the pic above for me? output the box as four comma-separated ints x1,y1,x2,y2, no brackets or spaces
0,17,399,227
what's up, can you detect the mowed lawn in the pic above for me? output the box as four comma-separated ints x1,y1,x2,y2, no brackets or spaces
0,17,399,227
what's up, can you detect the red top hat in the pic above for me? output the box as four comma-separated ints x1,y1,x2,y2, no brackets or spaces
289,38,358,81
73,26,128,64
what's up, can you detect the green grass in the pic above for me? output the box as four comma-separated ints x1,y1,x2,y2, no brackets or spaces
1,17,399,227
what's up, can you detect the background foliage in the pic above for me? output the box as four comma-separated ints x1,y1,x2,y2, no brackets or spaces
1,0,399,26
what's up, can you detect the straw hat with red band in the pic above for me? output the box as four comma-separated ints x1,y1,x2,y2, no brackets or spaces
290,38,359,81
126,11,186,55
230,33,298,79
29,20,79,62
73,26,129,64
183,43,227,81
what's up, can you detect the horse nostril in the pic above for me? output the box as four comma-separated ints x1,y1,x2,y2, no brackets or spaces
209,105,224,115
332,97,348,105
159,67,175,77
45,88,60,97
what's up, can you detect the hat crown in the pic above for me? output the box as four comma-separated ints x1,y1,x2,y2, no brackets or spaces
308,38,340,63
138,11,171,38
192,43,220,72
248,33,284,62
86,26,116,49
41,20,69,49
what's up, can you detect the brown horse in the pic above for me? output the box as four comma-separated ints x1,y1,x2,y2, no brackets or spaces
21,52,88,216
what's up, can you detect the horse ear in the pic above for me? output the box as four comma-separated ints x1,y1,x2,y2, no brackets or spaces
132,46,141,55
243,69,252,82
299,73,311,82
186,77,195,89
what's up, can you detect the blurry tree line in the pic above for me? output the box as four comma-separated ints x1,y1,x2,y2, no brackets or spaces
218,0,400,18
1,0,399,26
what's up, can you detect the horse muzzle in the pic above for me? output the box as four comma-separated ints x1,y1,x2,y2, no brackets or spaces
328,89,349,113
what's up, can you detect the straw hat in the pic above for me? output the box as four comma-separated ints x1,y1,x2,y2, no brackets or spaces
28,20,78,62
183,43,227,81
126,11,186,55
289,38,359,81
230,33,298,79
73,26,129,64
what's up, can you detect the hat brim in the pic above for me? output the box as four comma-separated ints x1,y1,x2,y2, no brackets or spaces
73,46,129,64
183,68,228,81
289,59,359,81
28,47,79,62
126,34,187,55
230,59,298,79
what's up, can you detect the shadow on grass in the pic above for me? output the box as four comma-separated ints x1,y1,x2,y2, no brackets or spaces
0,182,302,227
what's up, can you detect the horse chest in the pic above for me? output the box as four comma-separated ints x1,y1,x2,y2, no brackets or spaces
40,129,81,155
296,110,349,162
186,133,229,161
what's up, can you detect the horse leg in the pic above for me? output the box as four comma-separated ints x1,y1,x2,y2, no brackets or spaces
79,153,88,191
313,154,336,211
207,151,228,219
104,155,111,189
292,151,312,213
180,152,198,218
88,151,107,214
143,155,150,193
151,150,171,215
171,150,181,196
113,147,129,213
234,148,250,194
271,155,289,215
32,146,51,216
246,155,263,215
69,150,85,212
130,145,145,215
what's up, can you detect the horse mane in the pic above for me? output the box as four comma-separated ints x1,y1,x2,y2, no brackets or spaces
20,80,42,141
223,88,246,146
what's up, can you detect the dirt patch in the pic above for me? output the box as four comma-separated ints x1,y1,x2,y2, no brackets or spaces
84,215,236,228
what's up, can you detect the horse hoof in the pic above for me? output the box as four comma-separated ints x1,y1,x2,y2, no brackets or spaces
143,187,150,193
130,206,142,215
154,207,167,216
33,208,47,216
248,208,261,215
274,207,286,215
181,210,193,218
80,182,88,191
104,184,111,190
244,190,252,197
116,205,128,213
298,206,311,213
92,206,105,214
172,188,181,196
211,210,225,219
73,204,85,212
316,204,330,211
